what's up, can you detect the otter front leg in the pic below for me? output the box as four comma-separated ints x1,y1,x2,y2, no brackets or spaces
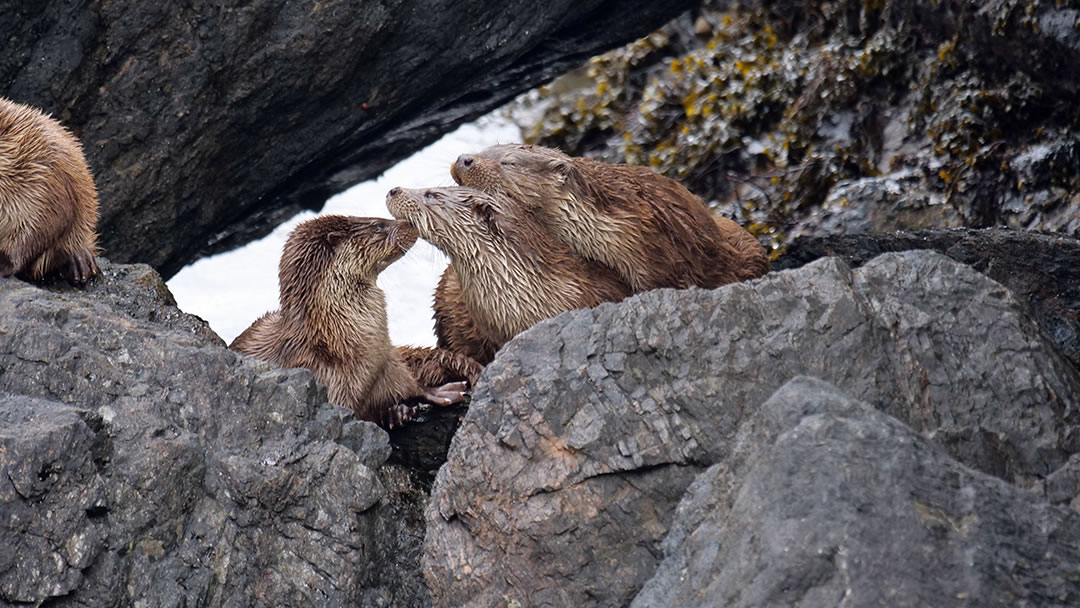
397,345,483,386
0,251,15,277
384,402,421,429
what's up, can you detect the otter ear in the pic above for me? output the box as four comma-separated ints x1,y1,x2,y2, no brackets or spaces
474,200,502,237
547,157,572,179
324,230,348,248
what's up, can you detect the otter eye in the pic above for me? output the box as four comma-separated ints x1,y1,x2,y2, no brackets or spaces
424,191,437,199
500,161,515,167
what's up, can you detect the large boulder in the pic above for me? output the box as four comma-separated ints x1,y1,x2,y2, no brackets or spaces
423,250,1080,607
0,264,428,607
1,1,695,277
633,376,1080,607
774,227,1080,371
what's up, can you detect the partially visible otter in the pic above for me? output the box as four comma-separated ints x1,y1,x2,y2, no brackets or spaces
451,144,769,291
230,215,482,428
713,215,770,280
0,97,99,283
431,266,501,365
385,186,631,364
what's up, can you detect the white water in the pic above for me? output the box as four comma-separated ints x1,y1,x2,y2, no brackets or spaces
167,113,522,347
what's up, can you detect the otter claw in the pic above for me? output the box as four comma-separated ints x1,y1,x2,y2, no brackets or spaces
423,381,468,406
63,248,99,284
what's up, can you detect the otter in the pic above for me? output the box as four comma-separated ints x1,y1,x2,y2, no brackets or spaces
230,215,482,428
431,266,501,366
713,215,770,280
385,186,631,364
0,97,99,283
450,143,769,291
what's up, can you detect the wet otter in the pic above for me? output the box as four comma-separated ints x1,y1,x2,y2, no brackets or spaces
0,97,99,283
385,186,631,364
450,143,769,291
230,215,482,428
713,215,770,280
431,266,501,366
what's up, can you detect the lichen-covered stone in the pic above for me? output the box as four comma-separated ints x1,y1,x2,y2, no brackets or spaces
522,0,1080,259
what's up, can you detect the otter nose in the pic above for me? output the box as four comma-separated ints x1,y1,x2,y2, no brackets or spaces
387,187,401,198
458,155,474,169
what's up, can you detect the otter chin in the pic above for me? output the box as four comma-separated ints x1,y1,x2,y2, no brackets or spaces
230,214,482,428
0,97,100,283
386,185,630,364
450,143,770,291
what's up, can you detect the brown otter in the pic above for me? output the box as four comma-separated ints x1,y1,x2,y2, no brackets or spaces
385,186,631,364
713,215,770,280
0,97,99,283
229,214,482,428
450,144,769,291
431,266,501,366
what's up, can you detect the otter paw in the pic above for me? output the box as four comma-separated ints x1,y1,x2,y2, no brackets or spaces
385,403,421,429
63,248,99,284
423,381,468,406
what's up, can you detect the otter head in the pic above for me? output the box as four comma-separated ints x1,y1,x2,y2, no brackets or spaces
278,215,416,313
385,186,514,263
450,144,576,211
387,184,596,343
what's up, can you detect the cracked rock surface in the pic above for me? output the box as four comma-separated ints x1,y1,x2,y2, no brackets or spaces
423,250,1080,607
0,261,428,607
633,376,1080,608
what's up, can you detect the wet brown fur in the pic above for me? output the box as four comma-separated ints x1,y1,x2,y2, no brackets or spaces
386,186,631,364
432,266,501,365
0,97,99,282
229,215,481,426
713,215,771,280
451,144,769,292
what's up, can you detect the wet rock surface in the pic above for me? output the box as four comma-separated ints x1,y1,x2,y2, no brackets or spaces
1,0,694,278
423,250,1080,607
5,249,1079,606
0,260,432,607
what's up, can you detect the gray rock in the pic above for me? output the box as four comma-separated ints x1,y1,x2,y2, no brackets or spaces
1046,454,1080,510
633,376,1080,608
786,171,967,239
1,1,694,277
424,250,1080,607
0,261,429,607
774,228,1080,372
